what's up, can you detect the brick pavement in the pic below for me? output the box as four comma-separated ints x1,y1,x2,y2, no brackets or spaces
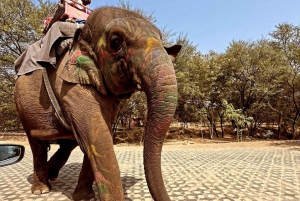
0,142,299,201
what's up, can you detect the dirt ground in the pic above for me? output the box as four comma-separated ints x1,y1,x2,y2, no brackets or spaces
1,133,299,150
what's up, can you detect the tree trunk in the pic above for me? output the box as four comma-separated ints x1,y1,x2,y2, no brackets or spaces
292,109,300,139
112,118,119,138
220,116,224,138
213,123,219,137
128,113,131,130
277,112,282,140
207,116,218,138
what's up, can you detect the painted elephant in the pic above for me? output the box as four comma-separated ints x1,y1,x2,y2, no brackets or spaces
14,6,181,201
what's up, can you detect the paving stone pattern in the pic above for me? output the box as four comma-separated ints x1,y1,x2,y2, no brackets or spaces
0,145,300,201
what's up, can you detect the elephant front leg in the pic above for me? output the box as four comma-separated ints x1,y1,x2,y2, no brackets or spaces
73,128,124,201
28,136,51,194
63,85,124,200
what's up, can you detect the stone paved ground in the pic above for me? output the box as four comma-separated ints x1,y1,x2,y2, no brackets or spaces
0,140,300,201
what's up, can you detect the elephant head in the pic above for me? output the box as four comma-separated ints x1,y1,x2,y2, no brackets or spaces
60,7,181,200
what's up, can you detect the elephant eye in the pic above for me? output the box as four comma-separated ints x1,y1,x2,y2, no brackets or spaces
110,34,123,51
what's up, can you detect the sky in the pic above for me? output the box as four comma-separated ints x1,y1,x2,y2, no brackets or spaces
85,0,300,54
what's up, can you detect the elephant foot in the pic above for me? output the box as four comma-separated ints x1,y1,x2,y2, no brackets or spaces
71,187,95,201
31,182,51,195
48,168,59,181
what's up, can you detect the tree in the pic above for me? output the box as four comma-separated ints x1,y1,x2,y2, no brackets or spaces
0,0,53,131
174,35,223,138
270,23,300,139
218,39,288,136
206,52,230,138
222,99,253,141
112,92,147,133
174,34,200,123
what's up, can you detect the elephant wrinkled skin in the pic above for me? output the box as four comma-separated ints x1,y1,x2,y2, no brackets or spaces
14,6,181,201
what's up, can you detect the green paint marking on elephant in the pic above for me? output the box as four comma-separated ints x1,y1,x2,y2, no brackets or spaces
76,56,91,69
90,144,100,156
75,56,92,79
98,184,107,194
159,91,177,110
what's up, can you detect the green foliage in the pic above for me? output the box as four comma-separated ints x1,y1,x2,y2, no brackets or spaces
114,92,147,130
114,128,144,144
174,35,206,123
222,99,253,128
216,39,289,134
173,23,300,138
269,23,300,137
0,91,22,131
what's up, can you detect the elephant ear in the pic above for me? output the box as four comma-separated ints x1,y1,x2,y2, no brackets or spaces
60,28,107,95
164,44,182,62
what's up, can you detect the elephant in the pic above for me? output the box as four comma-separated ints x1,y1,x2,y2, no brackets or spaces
14,6,181,201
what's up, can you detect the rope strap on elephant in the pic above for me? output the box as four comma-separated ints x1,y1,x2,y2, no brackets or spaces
42,67,72,130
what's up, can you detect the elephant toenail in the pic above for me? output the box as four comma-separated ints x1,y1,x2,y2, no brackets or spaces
33,190,41,195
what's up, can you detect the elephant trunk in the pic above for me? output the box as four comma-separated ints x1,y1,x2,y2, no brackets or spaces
140,51,177,201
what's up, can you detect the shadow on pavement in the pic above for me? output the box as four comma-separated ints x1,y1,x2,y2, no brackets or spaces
269,140,300,151
27,162,142,200
122,176,143,200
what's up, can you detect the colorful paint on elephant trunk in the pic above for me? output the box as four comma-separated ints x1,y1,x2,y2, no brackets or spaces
139,50,178,201
94,172,108,194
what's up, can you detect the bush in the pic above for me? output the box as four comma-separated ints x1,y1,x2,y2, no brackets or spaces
113,129,144,144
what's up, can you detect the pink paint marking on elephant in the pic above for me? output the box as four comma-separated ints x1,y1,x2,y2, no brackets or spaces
95,171,107,183
70,50,83,64
94,171,108,194
98,49,109,73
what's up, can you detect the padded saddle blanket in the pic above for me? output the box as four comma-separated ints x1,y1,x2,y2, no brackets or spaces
14,22,83,75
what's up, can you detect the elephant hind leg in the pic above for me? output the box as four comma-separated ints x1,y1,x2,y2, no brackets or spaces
27,136,51,195
47,139,78,181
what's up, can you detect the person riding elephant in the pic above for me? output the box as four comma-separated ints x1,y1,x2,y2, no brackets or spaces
14,6,181,201
43,0,91,33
